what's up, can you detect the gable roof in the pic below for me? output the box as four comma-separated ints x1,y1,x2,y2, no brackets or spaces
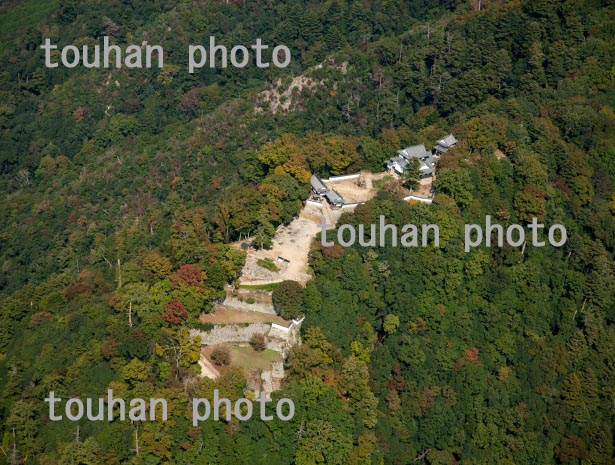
434,134,458,152
310,174,328,193
419,155,436,176
385,156,409,175
398,144,430,160
325,189,344,205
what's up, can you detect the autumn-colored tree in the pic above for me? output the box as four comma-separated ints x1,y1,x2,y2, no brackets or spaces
155,328,201,379
324,135,358,175
383,314,400,335
162,300,188,324
175,263,204,287
63,281,92,300
555,435,586,463
121,358,151,387
211,345,231,366
249,333,266,352
142,251,172,278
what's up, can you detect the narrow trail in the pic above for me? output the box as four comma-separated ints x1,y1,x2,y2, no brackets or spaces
198,354,220,379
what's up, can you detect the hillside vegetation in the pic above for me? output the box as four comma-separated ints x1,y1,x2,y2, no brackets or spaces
1,1,614,464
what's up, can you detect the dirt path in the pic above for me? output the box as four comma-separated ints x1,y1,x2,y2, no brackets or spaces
321,200,335,226
198,352,220,379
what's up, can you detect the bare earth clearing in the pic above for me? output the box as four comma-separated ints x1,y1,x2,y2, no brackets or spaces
383,172,434,199
414,176,434,198
323,179,375,203
200,306,287,325
254,58,348,114
237,171,389,286
323,171,391,203
233,287,272,304
238,211,322,285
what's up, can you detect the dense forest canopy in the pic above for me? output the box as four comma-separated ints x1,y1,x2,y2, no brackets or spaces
1,0,614,464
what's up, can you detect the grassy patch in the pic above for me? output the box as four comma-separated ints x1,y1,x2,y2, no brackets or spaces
203,343,283,376
256,258,280,272
229,345,282,372
190,321,215,332
239,283,279,291
373,175,395,189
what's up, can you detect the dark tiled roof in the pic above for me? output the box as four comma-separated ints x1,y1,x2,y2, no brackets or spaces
310,174,327,193
325,189,344,205
398,144,430,159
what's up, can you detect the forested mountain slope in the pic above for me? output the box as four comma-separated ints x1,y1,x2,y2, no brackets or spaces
1,0,614,464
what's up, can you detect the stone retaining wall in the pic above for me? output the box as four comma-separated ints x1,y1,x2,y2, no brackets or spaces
222,296,276,314
191,323,270,345
191,318,303,357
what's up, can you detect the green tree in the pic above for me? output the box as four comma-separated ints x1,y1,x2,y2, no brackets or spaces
514,185,547,222
403,158,422,189
383,314,400,335
58,438,103,465
272,280,304,319
295,420,353,465
433,167,473,208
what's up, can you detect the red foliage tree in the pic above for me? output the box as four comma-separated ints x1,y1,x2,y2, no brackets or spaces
555,435,586,463
162,300,188,324
107,292,122,309
455,347,481,370
464,347,480,365
323,243,345,259
30,312,52,326
101,336,119,359
176,264,203,287
63,281,92,300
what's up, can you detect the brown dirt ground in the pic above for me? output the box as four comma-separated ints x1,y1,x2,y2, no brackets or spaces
200,306,287,325
236,171,423,286
384,172,434,199
198,355,220,379
238,210,322,285
323,176,376,203
414,176,434,198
